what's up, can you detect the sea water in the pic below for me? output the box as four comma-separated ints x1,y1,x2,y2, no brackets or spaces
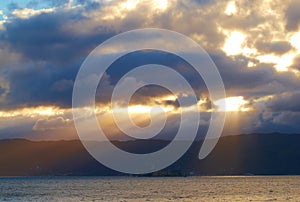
0,176,299,201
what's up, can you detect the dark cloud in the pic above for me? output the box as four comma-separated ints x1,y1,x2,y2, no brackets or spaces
253,110,300,133
210,51,300,99
94,48,295,111
255,41,293,55
3,43,298,111
192,0,216,6
199,97,214,111
4,63,78,109
266,92,300,112
211,52,274,94
273,111,300,126
291,55,300,70
0,7,117,109
2,9,115,64
161,100,180,108
285,0,300,31
96,50,208,106
50,79,73,93
0,86,5,95
129,85,175,105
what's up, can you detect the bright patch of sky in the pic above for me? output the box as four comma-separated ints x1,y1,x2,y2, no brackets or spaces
0,0,63,19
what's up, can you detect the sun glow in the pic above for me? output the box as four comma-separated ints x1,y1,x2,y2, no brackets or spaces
113,105,174,114
257,54,294,71
102,0,169,20
121,0,139,10
223,31,247,56
128,105,153,114
120,0,168,11
215,96,250,112
290,32,300,53
0,106,64,118
225,1,237,16
152,0,168,10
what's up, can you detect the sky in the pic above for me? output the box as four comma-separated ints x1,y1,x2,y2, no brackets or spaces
0,0,300,140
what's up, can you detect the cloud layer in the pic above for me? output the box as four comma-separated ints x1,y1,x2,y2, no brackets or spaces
0,0,300,139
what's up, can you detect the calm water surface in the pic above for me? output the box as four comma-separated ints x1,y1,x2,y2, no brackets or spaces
0,176,299,201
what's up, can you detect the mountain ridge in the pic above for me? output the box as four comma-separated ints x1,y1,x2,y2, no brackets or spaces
0,133,299,176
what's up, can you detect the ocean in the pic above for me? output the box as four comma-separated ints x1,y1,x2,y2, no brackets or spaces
0,176,299,201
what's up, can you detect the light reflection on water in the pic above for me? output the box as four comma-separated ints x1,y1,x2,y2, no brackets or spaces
0,176,299,201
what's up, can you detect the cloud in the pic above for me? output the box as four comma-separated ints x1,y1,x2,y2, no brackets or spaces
255,41,293,55
93,50,209,107
0,46,22,70
33,116,71,131
291,55,300,70
0,0,300,137
50,79,74,92
2,63,76,109
12,8,54,19
0,6,117,109
253,109,300,133
210,50,300,99
2,8,116,64
273,111,300,126
211,52,275,94
266,92,300,112
285,0,300,31
0,86,6,96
